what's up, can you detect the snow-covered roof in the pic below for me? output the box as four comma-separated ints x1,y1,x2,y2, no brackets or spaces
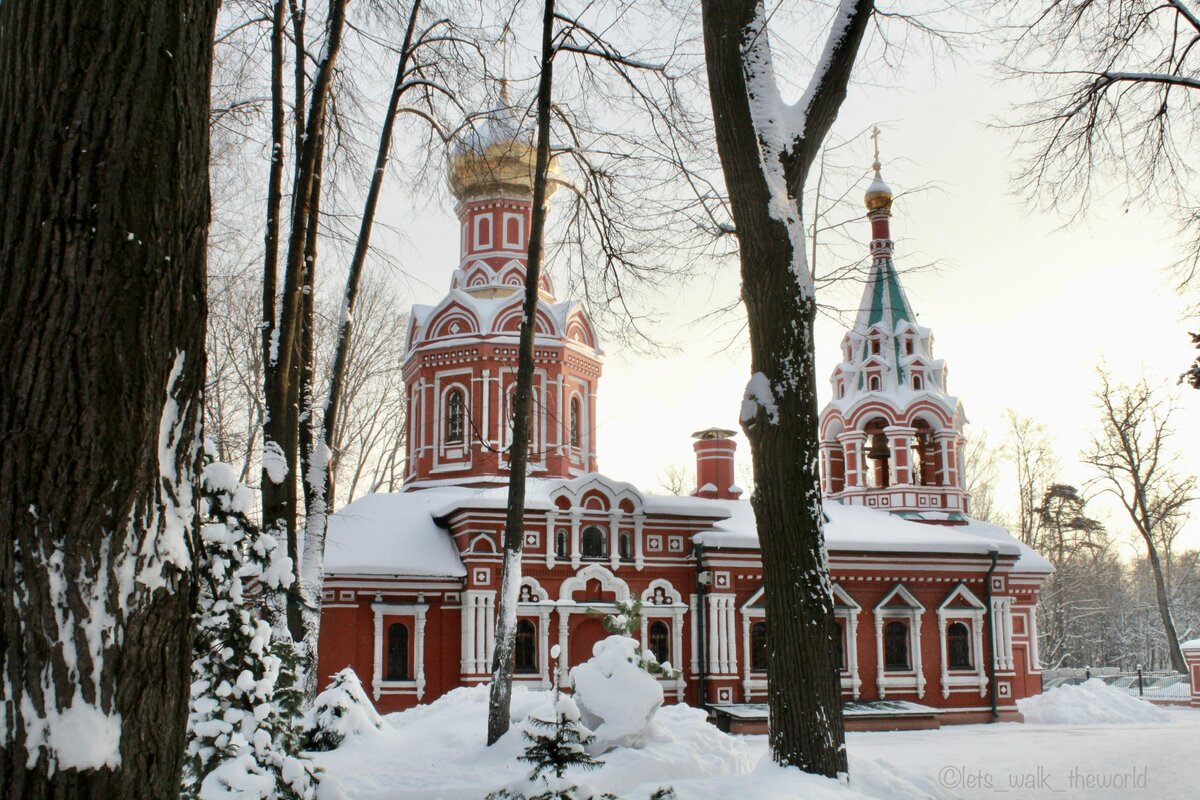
325,476,1049,579
324,492,468,577
694,499,1052,574
1182,638,1200,651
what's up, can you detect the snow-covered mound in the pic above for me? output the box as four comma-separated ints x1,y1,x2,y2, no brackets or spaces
1017,679,1170,725
570,636,664,750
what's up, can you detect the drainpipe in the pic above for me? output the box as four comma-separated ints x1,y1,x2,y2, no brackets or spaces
695,542,709,709
984,545,999,720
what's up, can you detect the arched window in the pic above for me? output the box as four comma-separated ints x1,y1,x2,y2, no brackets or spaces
870,338,881,355
750,621,768,672
515,619,537,674
476,215,492,248
868,375,881,391
569,397,581,448
506,216,521,247
648,621,670,665
947,621,972,670
912,374,923,391
833,620,845,672
618,532,632,561
581,526,606,558
884,621,909,671
555,529,568,558
445,388,465,444
387,622,409,680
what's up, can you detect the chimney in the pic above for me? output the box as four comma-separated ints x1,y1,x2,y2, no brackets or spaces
692,428,743,500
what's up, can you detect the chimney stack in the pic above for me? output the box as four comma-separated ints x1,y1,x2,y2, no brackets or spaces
692,428,743,500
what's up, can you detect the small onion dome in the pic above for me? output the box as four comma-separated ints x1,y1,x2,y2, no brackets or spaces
448,85,558,201
864,159,894,213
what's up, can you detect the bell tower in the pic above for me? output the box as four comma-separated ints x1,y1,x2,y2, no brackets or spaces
817,134,969,520
401,90,604,488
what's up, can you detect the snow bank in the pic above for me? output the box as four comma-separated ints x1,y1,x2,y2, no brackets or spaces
1017,678,1170,725
311,682,957,800
570,636,663,750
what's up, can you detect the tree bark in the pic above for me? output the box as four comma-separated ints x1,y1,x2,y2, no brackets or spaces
487,0,557,747
0,1,217,796
701,0,872,777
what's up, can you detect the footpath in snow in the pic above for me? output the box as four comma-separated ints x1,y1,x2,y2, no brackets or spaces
311,681,1199,800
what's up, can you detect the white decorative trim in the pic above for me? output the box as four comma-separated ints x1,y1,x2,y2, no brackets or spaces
936,583,988,698
559,563,630,603
874,583,926,699
372,600,428,702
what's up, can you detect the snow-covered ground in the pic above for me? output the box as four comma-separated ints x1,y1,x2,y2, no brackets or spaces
312,683,1200,800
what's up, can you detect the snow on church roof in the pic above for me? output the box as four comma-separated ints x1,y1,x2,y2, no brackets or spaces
324,491,469,577
325,477,1050,578
695,499,1052,574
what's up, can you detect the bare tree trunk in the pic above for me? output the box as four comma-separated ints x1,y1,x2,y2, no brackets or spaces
261,0,348,645
487,0,557,747
0,1,216,795
701,0,872,776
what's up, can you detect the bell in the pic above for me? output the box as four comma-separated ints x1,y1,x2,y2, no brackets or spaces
867,433,890,460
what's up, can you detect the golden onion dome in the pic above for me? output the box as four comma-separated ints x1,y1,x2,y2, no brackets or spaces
448,83,558,201
864,158,894,213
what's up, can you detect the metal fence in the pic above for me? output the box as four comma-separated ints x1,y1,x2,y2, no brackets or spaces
1041,667,1191,701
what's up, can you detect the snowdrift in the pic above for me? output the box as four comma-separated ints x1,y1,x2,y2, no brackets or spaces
1017,678,1170,725
309,684,957,800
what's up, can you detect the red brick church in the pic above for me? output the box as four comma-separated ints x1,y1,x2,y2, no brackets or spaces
316,104,1051,727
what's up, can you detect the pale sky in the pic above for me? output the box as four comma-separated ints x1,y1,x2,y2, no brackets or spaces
376,14,1200,554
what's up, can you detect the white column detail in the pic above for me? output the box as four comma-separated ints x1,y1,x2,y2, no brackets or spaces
570,509,582,570
689,594,699,675
938,616,949,699
725,595,738,675
415,602,428,700
372,607,384,701
874,616,886,698
634,513,645,571
557,609,570,684
741,615,751,697
538,608,551,687
545,511,558,570
913,613,925,698
847,611,861,699
609,510,622,572
975,618,987,696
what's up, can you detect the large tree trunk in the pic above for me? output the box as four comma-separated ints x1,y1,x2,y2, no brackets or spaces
701,0,872,777
0,1,216,796
487,0,558,747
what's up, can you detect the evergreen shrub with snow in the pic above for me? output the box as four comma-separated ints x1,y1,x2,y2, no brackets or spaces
303,667,384,751
182,458,318,799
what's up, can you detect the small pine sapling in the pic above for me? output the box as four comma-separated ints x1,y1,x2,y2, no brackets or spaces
183,455,318,799
520,692,604,782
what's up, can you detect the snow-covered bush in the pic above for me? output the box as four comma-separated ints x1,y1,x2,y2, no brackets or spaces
569,636,664,750
303,668,384,751
183,457,318,799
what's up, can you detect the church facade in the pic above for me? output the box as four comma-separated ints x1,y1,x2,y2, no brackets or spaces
317,108,1052,727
